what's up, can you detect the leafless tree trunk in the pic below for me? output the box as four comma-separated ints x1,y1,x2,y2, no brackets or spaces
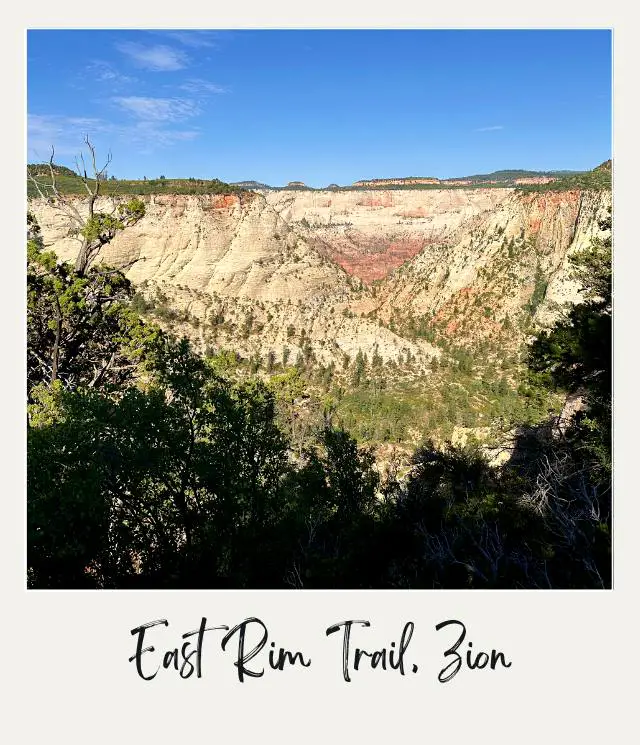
28,136,113,275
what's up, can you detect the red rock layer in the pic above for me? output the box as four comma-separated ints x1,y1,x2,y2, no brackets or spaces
316,234,433,283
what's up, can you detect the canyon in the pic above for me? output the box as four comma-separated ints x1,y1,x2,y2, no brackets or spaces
30,185,611,377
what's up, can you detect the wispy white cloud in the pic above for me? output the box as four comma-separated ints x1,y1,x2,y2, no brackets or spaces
28,114,105,137
161,30,222,48
28,112,202,162
474,125,504,132
178,78,227,95
115,42,189,71
126,122,201,149
28,114,109,157
86,60,137,86
112,96,201,122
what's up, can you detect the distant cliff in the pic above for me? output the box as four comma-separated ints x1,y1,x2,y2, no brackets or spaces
353,177,440,187
29,185,610,369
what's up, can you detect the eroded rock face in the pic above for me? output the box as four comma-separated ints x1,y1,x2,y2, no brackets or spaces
29,186,611,366
262,188,512,283
373,188,611,344
33,192,346,302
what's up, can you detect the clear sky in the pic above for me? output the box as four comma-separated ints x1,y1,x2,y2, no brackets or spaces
27,29,612,187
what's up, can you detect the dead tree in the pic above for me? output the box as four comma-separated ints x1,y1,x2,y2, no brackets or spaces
28,136,144,275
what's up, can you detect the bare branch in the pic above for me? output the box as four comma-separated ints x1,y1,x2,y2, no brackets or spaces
84,135,112,195
88,351,116,388
284,560,304,589
47,147,57,194
28,172,49,201
28,154,86,232
76,151,93,196
91,256,146,276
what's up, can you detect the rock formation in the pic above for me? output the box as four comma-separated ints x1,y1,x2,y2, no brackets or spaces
29,185,611,369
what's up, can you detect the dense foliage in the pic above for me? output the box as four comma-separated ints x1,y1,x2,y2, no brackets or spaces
26,206,612,589
518,161,612,193
27,163,246,198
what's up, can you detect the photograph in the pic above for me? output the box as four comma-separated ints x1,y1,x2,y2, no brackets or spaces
26,28,612,590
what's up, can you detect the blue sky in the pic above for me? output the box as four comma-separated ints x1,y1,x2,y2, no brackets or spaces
27,29,612,187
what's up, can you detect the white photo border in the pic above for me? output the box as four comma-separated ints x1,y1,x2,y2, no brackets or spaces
4,5,636,743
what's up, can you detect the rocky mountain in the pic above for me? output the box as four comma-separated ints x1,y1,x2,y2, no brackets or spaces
215,169,589,192
230,180,272,190
349,170,585,189
353,177,441,187
29,184,611,379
